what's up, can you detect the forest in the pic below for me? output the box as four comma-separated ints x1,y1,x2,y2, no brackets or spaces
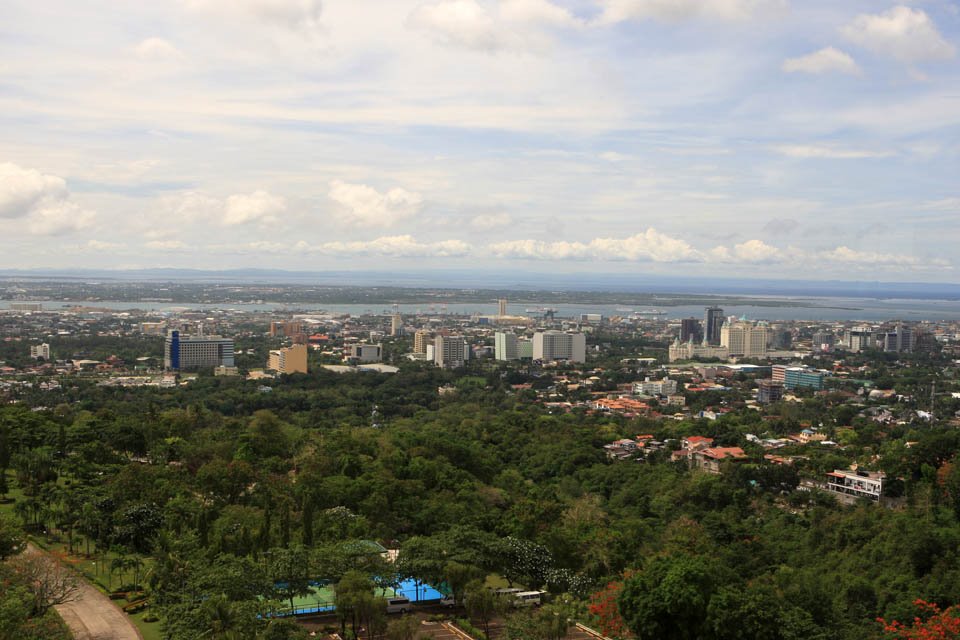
3,362,960,639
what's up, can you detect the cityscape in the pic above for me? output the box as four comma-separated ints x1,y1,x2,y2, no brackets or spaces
4,0,960,639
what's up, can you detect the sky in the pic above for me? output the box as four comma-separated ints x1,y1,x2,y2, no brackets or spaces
1,0,959,282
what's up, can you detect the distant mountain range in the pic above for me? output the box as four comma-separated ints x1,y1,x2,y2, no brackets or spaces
2,267,959,300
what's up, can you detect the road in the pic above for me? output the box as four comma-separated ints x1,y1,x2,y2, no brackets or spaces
25,544,142,640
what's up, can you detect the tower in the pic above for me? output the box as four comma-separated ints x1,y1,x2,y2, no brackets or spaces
704,307,724,345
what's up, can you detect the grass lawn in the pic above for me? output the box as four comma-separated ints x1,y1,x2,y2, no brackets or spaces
129,610,164,640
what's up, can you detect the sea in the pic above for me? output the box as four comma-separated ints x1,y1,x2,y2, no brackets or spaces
4,296,960,322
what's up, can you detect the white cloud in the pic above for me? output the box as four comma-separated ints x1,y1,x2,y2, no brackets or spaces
782,47,861,76
597,0,787,24
0,162,67,218
842,6,955,62
470,212,512,230
0,162,95,235
182,0,323,32
145,240,189,251
320,235,471,257
407,0,579,51
223,190,286,226
729,238,780,263
489,228,703,262
819,246,948,267
328,180,424,227
772,144,894,159
133,37,185,61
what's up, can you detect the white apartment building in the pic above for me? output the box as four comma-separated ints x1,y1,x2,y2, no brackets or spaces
533,331,586,363
346,344,382,363
633,377,678,396
845,326,874,353
30,343,51,360
434,335,469,369
668,338,729,362
720,322,769,358
495,332,518,361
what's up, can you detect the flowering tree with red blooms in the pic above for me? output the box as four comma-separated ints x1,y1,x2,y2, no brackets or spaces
588,573,633,638
878,599,960,639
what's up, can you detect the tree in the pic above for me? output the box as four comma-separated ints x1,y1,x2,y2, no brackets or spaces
465,579,499,638
11,553,80,616
618,554,719,640
269,546,313,611
335,570,381,637
878,599,960,639
0,513,25,560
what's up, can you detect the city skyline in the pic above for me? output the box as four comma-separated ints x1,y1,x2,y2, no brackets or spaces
2,1,959,281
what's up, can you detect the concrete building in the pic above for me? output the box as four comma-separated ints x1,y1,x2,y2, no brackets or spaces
704,307,725,345
680,318,702,343
30,343,51,360
633,377,678,396
668,338,729,362
140,322,166,335
390,314,403,337
10,302,42,312
434,335,469,369
268,344,308,374
879,325,914,353
413,330,431,355
845,326,873,352
772,365,825,390
498,298,508,317
757,379,784,404
517,339,533,359
533,331,586,363
495,332,518,361
346,344,382,363
270,321,304,338
811,331,835,352
721,322,769,358
164,330,235,371
825,468,884,503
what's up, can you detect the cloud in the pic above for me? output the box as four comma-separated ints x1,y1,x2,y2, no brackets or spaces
597,0,787,24
182,0,323,32
145,240,189,251
133,37,185,61
328,180,424,227
223,190,286,225
407,0,579,51
819,246,948,267
0,163,68,218
320,235,471,257
0,162,96,235
470,212,513,230
772,144,894,159
489,228,703,262
842,6,955,62
782,47,861,76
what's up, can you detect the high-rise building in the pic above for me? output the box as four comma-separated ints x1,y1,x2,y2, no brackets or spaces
270,321,303,338
434,335,468,369
680,318,702,343
811,331,835,352
533,331,586,363
668,338,729,362
414,330,431,354
498,298,508,317
720,322,769,358
772,365,825,390
164,330,235,370
704,307,725,345
30,343,51,360
390,314,403,336
845,326,873,353
879,325,914,353
268,344,308,374
495,332,518,361
757,379,784,404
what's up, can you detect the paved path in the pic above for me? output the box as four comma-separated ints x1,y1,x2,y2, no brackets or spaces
26,544,142,640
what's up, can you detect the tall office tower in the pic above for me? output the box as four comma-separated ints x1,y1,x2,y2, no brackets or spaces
811,331,835,352
845,326,873,353
680,318,702,343
704,307,725,345
164,330,235,370
268,344,308,374
414,330,431,354
498,298,508,317
390,314,403,336
757,379,784,404
720,322,769,357
532,331,586,363
495,332,518,361
434,335,469,369
880,325,915,353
